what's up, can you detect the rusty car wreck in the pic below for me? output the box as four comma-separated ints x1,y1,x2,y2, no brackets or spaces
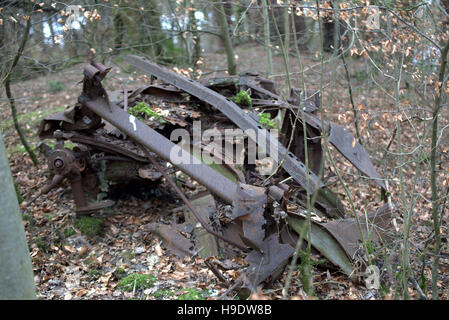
36,56,394,294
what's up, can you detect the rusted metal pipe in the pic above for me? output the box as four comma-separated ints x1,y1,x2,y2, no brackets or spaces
82,96,239,204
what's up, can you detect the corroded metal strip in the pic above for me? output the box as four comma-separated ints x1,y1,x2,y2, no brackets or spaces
62,132,150,163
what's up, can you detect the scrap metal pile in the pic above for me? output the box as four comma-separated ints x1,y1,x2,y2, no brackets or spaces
37,56,394,293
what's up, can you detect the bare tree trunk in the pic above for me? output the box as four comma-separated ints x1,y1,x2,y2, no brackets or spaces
214,0,237,75
0,132,36,300
139,0,163,59
47,14,56,47
283,2,290,57
113,12,125,54
189,0,201,66
430,39,449,300
2,4,38,166
262,0,273,75
32,12,48,56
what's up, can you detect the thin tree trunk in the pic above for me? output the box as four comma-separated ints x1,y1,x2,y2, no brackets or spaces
47,14,56,47
431,39,449,300
189,0,201,66
261,0,273,75
139,0,162,59
283,2,290,61
214,0,237,75
270,0,290,92
2,3,38,166
113,12,125,54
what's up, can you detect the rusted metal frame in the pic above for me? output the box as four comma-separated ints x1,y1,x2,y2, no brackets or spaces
125,55,344,217
139,145,249,252
62,132,150,163
243,79,385,189
81,75,283,249
82,96,239,204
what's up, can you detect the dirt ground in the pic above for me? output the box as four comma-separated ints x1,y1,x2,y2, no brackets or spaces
1,43,448,300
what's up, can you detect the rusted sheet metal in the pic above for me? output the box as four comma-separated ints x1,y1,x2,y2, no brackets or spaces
322,203,394,260
127,84,185,103
141,146,250,252
145,223,194,258
279,225,321,256
126,55,345,218
287,203,394,278
287,215,355,279
184,193,220,259
327,124,385,189
81,96,240,204
38,105,102,138
220,220,248,255
245,234,294,289
231,183,267,250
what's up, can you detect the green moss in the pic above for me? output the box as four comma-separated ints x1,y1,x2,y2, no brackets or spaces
118,273,157,292
258,113,276,129
14,181,23,204
113,267,127,280
153,289,174,299
35,237,50,253
74,216,104,237
87,268,102,280
176,288,208,300
64,227,76,238
47,80,65,93
128,102,166,123
9,145,26,154
233,90,252,107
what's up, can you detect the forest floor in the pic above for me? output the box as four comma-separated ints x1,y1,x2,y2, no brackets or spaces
1,42,448,300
